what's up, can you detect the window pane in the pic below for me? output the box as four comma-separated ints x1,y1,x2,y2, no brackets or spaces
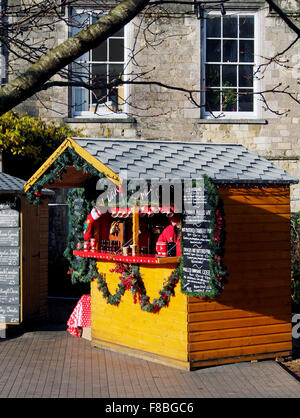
238,89,253,111
92,64,108,103
109,39,124,62
92,87,108,105
239,16,254,38
108,65,123,106
72,63,89,82
111,27,124,37
239,40,254,62
72,12,89,36
223,40,237,62
109,87,119,108
206,64,220,87
206,89,220,111
206,39,221,62
239,65,253,87
223,16,237,38
92,40,107,62
92,13,102,24
109,64,123,82
222,65,237,87
222,88,237,111
206,16,221,37
92,63,107,81
74,87,88,112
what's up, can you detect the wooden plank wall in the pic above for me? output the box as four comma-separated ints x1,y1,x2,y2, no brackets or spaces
91,261,189,369
21,196,48,323
188,186,292,368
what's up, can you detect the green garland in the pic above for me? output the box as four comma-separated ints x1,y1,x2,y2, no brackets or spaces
64,188,96,284
96,262,181,313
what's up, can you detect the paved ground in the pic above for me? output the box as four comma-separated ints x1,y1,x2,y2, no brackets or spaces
0,323,300,398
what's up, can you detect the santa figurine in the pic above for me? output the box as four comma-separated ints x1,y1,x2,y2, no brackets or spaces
83,207,102,241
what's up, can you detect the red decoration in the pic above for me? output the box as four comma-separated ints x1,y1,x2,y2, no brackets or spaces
67,295,91,338
83,207,102,240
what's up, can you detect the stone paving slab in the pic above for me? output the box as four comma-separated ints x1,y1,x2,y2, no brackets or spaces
0,324,300,398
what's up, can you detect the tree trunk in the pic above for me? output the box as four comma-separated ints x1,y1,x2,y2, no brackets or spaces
0,0,149,116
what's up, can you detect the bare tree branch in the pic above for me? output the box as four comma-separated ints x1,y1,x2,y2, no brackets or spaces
265,0,300,36
0,0,150,116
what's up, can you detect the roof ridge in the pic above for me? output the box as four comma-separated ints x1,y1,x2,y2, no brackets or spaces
72,138,298,185
73,137,247,147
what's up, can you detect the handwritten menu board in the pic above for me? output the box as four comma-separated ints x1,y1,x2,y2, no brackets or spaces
0,198,20,324
182,185,213,296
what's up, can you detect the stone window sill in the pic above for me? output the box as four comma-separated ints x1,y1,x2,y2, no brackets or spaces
64,117,136,124
198,119,268,125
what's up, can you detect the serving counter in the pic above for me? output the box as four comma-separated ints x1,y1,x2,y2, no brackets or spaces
86,255,188,369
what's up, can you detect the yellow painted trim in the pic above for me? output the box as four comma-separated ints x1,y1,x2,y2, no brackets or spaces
156,256,180,264
24,139,70,192
70,138,120,186
132,206,139,254
24,137,121,192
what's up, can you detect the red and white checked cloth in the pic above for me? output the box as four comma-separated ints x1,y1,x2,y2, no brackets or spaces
67,294,91,338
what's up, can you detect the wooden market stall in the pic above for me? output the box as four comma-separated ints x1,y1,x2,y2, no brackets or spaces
0,172,52,329
24,137,298,370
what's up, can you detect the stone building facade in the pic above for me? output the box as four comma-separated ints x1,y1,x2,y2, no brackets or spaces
11,0,300,209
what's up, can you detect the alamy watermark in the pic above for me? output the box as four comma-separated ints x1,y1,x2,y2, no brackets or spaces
292,314,300,339
95,175,205,218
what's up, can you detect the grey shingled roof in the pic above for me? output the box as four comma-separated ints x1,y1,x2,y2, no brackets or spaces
73,138,298,185
0,172,26,193
0,172,54,195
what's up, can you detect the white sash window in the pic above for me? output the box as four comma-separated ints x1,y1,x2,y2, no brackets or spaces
203,12,257,118
71,9,125,117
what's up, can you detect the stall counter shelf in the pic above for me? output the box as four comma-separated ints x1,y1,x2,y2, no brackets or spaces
73,250,180,264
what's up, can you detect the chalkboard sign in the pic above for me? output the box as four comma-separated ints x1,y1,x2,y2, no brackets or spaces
0,198,21,324
0,248,20,266
0,203,19,227
182,184,213,296
0,285,19,304
0,267,20,286
0,228,20,247
0,305,20,324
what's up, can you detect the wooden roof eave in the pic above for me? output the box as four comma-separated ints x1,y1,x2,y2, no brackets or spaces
23,137,121,192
